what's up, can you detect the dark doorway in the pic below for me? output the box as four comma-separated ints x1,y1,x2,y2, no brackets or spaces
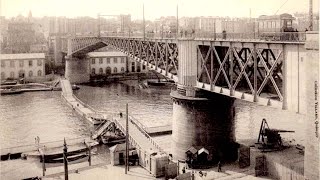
119,152,125,165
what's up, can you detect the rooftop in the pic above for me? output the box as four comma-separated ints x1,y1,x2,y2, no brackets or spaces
87,51,127,57
1,53,45,60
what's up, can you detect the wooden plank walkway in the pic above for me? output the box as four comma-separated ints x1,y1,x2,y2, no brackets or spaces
112,115,164,153
145,125,172,136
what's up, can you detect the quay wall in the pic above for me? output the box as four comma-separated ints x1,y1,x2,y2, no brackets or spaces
250,148,304,180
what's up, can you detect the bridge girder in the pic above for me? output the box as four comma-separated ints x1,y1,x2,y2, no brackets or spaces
67,36,304,112
100,37,179,81
197,42,286,109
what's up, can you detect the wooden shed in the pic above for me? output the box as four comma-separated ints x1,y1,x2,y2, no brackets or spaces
109,143,136,166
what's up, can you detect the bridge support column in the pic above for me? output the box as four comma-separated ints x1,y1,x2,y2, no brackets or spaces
171,39,237,163
304,32,319,180
65,57,90,84
171,89,237,162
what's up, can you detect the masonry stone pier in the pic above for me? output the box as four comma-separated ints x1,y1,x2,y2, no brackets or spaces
65,57,90,84
171,39,237,162
304,31,319,180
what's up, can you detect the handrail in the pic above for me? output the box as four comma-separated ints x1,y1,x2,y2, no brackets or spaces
127,115,165,153
99,31,308,42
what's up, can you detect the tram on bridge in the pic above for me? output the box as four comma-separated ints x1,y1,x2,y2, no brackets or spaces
257,13,299,41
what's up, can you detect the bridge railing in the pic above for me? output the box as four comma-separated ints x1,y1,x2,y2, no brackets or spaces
127,115,164,152
99,31,307,42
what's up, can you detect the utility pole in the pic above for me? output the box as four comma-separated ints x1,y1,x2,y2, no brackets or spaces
143,4,145,40
176,4,179,39
309,0,313,31
97,13,101,37
125,103,129,174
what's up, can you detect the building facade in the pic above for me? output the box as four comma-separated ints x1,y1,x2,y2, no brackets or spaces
0,53,45,81
87,51,147,76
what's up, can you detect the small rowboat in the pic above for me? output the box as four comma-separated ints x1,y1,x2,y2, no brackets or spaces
0,88,23,95
44,154,88,163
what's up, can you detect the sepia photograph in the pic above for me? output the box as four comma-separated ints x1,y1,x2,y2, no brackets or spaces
0,0,319,179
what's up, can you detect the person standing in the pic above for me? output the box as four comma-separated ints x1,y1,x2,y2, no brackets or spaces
217,161,222,172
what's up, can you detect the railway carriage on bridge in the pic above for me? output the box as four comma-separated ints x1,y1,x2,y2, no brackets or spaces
257,13,298,41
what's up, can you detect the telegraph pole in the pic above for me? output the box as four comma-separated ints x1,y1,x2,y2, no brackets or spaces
97,13,101,37
143,4,145,40
309,0,313,31
125,103,129,174
176,4,179,39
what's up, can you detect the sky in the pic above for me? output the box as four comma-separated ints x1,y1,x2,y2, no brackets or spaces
0,0,319,20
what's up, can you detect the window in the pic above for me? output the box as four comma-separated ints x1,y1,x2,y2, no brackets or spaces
10,61,15,67
37,70,42,76
106,67,111,74
1,61,5,67
121,67,125,72
99,58,103,64
107,58,110,64
143,65,146,70
10,72,14,78
19,60,24,67
37,59,42,66
1,72,5,79
114,58,117,63
29,60,33,67
91,68,96,74
29,71,33,77
259,22,263,29
19,70,25,78
99,68,103,74
121,57,125,63
91,58,95,64
113,67,118,73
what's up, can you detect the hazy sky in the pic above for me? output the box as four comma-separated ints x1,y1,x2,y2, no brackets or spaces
1,0,319,19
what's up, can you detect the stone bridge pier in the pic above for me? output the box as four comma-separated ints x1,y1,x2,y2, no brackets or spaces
171,39,238,163
65,56,90,84
65,38,90,84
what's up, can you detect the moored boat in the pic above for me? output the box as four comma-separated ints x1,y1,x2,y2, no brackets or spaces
44,154,88,163
0,88,23,95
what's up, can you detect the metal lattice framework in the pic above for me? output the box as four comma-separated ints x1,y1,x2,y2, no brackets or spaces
101,38,179,81
197,42,285,108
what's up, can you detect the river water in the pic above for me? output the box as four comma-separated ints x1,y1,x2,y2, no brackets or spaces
0,82,306,179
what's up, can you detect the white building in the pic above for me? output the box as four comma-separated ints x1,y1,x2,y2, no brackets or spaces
87,51,147,75
0,53,45,81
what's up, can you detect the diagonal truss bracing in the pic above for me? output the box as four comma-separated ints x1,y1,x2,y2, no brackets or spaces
197,44,284,103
